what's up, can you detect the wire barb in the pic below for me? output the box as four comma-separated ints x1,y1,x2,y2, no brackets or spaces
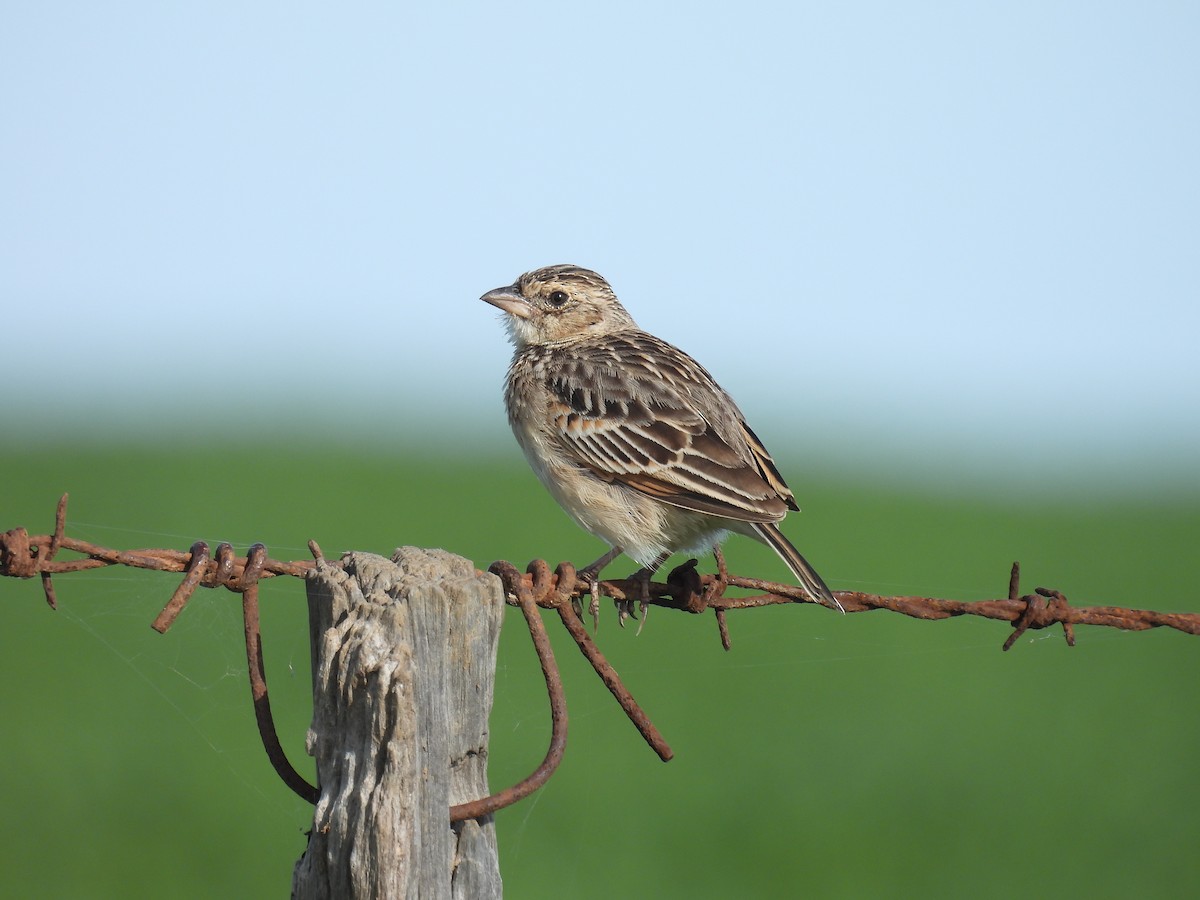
151,541,210,633
1001,564,1077,651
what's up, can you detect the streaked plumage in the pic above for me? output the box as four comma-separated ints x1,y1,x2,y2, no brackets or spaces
481,264,837,609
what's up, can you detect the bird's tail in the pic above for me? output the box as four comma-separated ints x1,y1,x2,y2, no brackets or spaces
752,522,843,613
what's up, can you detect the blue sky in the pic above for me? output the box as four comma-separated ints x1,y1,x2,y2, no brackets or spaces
3,2,1197,485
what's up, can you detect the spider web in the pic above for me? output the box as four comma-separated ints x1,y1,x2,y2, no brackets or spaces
34,519,318,818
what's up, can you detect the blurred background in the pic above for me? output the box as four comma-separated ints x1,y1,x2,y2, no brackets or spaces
3,2,1197,897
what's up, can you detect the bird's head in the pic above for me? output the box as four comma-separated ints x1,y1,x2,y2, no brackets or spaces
481,264,637,348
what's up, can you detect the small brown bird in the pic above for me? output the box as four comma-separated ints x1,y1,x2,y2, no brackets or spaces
482,264,838,614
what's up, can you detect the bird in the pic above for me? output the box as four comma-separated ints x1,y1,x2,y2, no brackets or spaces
481,264,839,621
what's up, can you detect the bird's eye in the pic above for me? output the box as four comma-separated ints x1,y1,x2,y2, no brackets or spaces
547,290,569,307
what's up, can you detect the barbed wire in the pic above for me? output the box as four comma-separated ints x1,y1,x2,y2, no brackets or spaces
489,551,1200,648
4,495,1197,815
0,495,570,821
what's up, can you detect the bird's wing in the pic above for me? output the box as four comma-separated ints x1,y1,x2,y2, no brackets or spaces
545,332,793,523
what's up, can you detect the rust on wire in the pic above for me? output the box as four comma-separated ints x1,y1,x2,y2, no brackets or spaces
41,493,68,608
1002,561,1076,651
151,541,210,633
5,494,1200,817
0,496,575,820
2,497,328,805
488,557,1200,646
240,575,320,804
1,500,316,622
231,542,319,804
450,589,568,822
488,559,676,763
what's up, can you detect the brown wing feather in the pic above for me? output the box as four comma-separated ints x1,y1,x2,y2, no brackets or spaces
543,331,790,524
741,421,800,512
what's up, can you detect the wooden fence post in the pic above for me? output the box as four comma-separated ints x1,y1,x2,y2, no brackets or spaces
292,547,504,899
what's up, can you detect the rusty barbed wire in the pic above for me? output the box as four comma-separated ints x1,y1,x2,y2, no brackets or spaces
482,553,1200,760
486,555,1200,647
0,495,568,822
488,559,675,761
4,494,1198,813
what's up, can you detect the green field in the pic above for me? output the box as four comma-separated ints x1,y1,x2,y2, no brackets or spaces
2,439,1197,897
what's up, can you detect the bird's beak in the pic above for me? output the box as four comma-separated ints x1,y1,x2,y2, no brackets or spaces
480,285,534,319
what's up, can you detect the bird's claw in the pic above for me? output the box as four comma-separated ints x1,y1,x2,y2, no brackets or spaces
617,567,654,633
573,566,605,631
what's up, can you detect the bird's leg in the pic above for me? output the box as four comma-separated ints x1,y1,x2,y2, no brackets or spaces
622,551,670,634
577,546,623,630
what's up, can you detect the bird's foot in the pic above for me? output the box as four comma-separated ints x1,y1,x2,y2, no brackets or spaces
576,547,623,632
575,565,604,631
618,566,655,633
588,590,601,632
